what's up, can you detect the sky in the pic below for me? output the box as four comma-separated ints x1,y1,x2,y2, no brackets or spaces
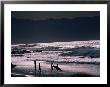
12,11,99,21
11,11,100,44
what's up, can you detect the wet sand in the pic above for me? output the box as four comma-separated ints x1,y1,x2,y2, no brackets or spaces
11,61,100,77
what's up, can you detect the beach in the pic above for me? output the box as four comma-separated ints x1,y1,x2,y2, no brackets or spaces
11,60,100,77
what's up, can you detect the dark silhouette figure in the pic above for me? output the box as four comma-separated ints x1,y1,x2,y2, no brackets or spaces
11,63,16,69
38,63,41,76
51,63,53,71
34,60,37,75
53,64,62,71
39,63,41,72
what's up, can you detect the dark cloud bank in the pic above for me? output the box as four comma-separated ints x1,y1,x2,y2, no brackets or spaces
11,11,100,44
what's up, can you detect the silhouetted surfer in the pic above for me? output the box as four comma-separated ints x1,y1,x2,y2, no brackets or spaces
53,64,62,71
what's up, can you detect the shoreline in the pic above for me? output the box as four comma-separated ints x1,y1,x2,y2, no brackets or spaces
11,62,100,77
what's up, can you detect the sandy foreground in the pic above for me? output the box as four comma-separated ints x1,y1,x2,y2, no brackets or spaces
11,60,100,77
